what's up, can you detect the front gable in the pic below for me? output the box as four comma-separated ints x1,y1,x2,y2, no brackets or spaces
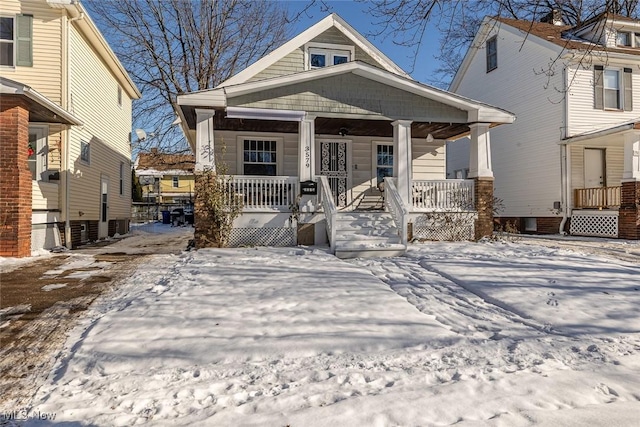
231,72,468,122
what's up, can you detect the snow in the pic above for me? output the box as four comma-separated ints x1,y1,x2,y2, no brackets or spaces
41,284,68,292
15,236,640,426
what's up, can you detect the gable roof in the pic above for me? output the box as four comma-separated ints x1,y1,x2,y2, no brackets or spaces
219,13,409,87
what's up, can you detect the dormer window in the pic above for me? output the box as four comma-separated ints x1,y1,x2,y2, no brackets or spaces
617,31,631,47
305,43,354,70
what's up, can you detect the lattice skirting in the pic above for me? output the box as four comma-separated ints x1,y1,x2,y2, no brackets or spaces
570,212,618,238
228,227,296,247
412,213,475,241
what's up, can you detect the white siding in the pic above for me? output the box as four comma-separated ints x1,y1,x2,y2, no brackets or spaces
67,25,132,222
32,181,59,210
569,140,625,194
454,24,566,218
566,63,640,136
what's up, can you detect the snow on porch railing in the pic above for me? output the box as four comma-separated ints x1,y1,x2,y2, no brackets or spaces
573,186,621,209
318,175,337,252
412,179,475,212
384,178,408,246
230,175,299,211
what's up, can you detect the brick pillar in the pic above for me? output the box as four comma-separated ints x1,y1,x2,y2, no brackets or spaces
618,181,640,240
474,177,494,240
0,96,32,257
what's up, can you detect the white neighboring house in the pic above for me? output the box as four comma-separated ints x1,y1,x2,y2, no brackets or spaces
450,12,640,240
177,13,514,257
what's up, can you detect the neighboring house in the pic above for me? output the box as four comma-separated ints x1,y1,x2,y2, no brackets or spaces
0,0,140,257
134,149,195,205
176,14,514,257
450,12,640,240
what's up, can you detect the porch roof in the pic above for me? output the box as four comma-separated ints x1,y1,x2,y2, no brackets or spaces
177,61,515,145
561,119,640,144
0,77,83,126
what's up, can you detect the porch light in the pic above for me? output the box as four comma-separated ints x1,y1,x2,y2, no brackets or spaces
339,127,348,136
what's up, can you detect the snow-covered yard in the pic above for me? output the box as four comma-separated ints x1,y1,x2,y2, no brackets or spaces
12,235,640,426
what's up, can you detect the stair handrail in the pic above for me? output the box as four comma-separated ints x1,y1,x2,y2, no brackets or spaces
318,175,337,252
384,178,408,246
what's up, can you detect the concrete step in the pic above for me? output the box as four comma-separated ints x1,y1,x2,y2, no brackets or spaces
335,243,407,259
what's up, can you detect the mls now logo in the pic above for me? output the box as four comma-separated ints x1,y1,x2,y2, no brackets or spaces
1,409,57,421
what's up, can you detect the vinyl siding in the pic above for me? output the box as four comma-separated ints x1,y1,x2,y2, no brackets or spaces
569,141,625,193
32,181,59,210
0,0,63,104
566,63,640,136
67,25,132,221
231,74,467,121
453,23,566,218
159,176,195,195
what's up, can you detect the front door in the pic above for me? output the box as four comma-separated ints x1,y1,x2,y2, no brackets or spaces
319,140,349,208
99,176,109,238
584,148,605,188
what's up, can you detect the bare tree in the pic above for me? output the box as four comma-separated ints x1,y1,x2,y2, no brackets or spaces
87,0,305,153
364,0,639,84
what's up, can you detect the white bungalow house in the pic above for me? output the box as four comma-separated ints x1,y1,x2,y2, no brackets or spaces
177,14,514,257
450,12,640,240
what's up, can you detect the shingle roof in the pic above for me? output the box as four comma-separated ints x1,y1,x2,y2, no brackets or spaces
136,151,195,172
496,15,640,57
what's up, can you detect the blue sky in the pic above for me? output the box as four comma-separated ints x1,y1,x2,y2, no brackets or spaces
285,1,445,86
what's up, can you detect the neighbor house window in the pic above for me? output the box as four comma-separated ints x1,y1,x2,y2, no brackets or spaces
243,139,277,175
28,127,48,181
375,144,394,185
119,162,124,195
617,31,631,47
80,140,90,164
172,176,179,188
486,36,497,72
594,66,632,111
0,15,32,67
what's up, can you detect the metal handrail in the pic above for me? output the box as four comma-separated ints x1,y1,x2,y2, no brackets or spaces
384,178,408,246
318,175,337,252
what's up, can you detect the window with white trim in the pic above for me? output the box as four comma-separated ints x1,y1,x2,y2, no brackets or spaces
375,144,394,185
0,14,32,67
617,31,631,47
604,69,621,109
28,127,48,181
486,36,497,72
0,16,14,66
172,176,179,188
243,139,277,175
309,47,351,68
594,65,632,111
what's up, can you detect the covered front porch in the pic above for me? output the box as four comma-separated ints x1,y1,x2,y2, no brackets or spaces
563,120,640,239
177,62,514,254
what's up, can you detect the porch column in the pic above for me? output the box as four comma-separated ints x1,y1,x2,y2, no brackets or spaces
298,115,315,181
0,96,32,257
619,131,640,239
392,120,413,206
468,123,494,239
195,109,215,172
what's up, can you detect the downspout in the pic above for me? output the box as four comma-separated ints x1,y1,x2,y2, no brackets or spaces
559,65,570,235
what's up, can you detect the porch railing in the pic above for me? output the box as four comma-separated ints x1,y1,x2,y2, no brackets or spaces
385,178,408,246
318,175,337,252
412,179,475,212
573,186,621,209
231,175,299,211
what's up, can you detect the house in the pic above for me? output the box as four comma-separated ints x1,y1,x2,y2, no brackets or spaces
0,0,140,257
450,12,640,240
133,149,195,220
176,14,515,257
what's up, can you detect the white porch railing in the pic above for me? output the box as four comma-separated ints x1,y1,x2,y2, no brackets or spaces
385,178,408,246
412,179,475,212
318,175,337,252
231,175,299,211
573,186,621,209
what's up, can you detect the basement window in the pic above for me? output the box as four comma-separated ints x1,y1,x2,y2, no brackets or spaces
523,217,537,232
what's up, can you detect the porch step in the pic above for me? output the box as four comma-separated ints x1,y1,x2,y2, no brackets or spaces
332,212,406,259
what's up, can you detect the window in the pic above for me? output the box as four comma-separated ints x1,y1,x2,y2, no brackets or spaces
306,44,353,69
594,66,632,111
0,14,32,67
119,162,125,195
524,218,537,232
117,86,122,107
28,127,48,181
635,33,640,47
486,36,497,72
80,140,90,164
243,139,277,175
172,176,179,188
376,144,394,185
617,31,631,47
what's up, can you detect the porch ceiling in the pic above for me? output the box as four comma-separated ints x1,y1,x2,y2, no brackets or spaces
182,109,472,140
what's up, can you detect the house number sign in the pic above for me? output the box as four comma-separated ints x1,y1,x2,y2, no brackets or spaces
304,145,311,168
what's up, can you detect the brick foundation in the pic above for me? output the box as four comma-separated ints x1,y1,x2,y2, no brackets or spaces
474,177,494,240
495,216,566,234
618,181,640,240
0,97,32,257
